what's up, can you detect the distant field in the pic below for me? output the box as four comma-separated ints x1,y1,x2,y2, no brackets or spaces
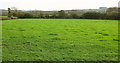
0,16,8,17
0,16,10,20
2,19,118,61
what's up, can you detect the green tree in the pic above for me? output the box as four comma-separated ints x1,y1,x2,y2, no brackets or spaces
39,11,45,18
71,13,79,19
82,12,102,19
11,7,18,17
107,7,118,12
106,11,119,20
8,8,12,17
58,10,67,18
52,11,58,18
16,12,33,18
24,13,33,18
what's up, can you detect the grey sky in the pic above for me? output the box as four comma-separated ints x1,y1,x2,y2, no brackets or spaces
0,0,119,11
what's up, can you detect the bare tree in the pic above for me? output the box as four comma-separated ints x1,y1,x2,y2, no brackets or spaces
11,7,18,12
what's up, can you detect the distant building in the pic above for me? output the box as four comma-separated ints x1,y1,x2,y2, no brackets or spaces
99,7,107,12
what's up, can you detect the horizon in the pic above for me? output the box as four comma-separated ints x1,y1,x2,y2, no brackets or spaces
0,0,119,11
0,7,108,11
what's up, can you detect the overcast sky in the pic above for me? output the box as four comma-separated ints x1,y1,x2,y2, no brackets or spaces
0,0,119,11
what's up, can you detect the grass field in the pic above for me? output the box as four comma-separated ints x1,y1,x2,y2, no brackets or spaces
0,16,8,17
2,19,118,61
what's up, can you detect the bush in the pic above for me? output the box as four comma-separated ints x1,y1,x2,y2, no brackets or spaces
82,12,102,19
12,12,18,17
17,12,25,18
24,13,33,18
106,11,119,20
71,13,80,19
10,8,120,20
13,12,33,18
58,10,67,18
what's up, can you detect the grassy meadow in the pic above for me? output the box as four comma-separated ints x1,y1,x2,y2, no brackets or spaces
0,16,8,17
2,19,118,61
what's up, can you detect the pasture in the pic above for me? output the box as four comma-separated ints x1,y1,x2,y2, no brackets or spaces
0,16,8,17
2,19,118,61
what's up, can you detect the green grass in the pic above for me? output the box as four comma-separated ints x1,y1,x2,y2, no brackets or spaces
0,16,8,17
2,19,118,61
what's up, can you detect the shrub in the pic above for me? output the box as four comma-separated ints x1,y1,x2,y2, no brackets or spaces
71,13,80,19
14,12,33,18
24,13,33,18
106,11,119,20
58,10,67,18
82,12,102,19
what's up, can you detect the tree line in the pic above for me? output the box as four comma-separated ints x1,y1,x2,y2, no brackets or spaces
8,7,120,20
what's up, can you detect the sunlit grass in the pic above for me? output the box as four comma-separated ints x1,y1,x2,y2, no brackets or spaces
2,19,118,61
